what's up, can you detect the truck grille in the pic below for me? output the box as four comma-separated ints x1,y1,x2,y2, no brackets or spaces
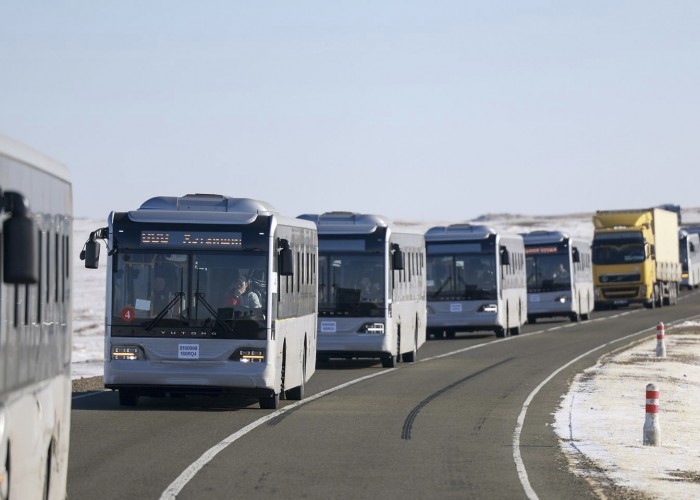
602,287,640,299
599,274,641,283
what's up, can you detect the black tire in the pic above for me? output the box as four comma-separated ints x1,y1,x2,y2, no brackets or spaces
509,325,521,336
259,391,280,410
118,389,138,407
569,312,580,322
381,354,397,368
286,380,304,401
495,327,507,338
527,315,536,324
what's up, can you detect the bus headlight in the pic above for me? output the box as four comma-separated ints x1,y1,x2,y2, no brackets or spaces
358,322,385,334
555,296,568,303
232,348,265,363
111,345,144,361
478,304,497,313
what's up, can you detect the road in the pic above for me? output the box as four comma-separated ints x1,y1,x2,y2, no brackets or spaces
68,291,700,499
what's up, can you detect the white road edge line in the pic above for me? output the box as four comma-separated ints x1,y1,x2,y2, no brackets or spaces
512,312,700,500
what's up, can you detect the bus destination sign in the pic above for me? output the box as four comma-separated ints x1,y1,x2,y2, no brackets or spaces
140,231,243,249
525,246,559,255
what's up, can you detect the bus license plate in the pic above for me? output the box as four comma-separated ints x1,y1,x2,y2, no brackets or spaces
178,344,199,359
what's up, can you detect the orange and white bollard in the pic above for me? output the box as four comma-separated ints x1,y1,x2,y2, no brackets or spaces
643,383,660,446
655,322,666,358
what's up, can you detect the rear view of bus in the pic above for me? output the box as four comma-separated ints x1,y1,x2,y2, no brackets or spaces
298,212,426,368
1,135,72,499
523,231,594,323
425,224,527,338
83,194,317,410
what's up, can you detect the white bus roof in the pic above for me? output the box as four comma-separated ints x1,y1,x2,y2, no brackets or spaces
425,224,497,241
0,134,71,183
522,230,571,245
127,194,282,225
298,211,393,235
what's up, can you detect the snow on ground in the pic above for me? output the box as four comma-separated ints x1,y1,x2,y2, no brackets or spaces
70,208,700,498
554,322,700,499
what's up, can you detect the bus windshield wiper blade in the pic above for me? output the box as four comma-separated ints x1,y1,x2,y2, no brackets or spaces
193,292,234,335
145,292,184,331
432,275,452,298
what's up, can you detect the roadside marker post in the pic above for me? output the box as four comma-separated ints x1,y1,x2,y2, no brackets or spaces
643,383,660,446
655,322,666,358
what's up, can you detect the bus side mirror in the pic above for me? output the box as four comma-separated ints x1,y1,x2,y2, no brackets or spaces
499,246,510,266
391,243,404,270
278,238,294,276
572,247,580,263
2,191,38,284
690,243,696,252
83,236,101,269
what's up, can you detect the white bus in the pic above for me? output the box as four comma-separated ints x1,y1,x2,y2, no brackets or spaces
679,229,700,290
82,194,317,410
523,231,594,323
0,135,72,500
425,225,527,338
297,212,426,367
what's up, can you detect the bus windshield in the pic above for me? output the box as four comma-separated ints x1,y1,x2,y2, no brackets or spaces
318,254,385,317
525,253,571,292
110,251,267,336
427,254,497,300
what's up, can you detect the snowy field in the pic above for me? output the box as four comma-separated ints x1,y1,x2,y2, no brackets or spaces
71,208,700,498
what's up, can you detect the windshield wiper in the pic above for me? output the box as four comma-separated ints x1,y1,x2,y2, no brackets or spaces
432,275,452,298
193,292,234,335
145,292,185,331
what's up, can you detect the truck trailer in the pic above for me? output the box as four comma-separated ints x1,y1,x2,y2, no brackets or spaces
592,208,681,309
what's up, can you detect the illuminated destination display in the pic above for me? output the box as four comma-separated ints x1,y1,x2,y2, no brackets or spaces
525,246,560,255
141,231,243,249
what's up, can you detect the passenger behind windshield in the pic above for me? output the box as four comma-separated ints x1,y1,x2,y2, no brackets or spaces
224,277,262,309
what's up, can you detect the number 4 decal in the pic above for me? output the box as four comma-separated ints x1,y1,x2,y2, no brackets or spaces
121,307,135,322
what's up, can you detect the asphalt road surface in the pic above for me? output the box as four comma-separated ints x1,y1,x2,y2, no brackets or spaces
69,290,700,499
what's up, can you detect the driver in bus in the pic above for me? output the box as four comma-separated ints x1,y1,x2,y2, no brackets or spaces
224,277,262,309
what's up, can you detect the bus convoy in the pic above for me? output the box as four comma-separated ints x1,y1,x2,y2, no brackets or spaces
1,135,73,500
297,212,426,367
77,204,692,408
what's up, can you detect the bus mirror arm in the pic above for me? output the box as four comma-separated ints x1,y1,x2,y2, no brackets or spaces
80,227,113,269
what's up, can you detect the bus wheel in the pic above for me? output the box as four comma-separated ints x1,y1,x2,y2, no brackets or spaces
118,389,139,407
527,315,536,324
495,327,506,338
259,391,280,410
569,312,580,322
509,325,521,336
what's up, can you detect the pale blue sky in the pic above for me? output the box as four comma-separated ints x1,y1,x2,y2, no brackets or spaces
1,1,698,221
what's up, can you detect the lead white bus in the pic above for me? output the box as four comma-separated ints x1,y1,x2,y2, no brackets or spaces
679,228,700,290
0,135,72,500
523,231,594,323
83,194,317,409
297,212,426,367
425,224,527,338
